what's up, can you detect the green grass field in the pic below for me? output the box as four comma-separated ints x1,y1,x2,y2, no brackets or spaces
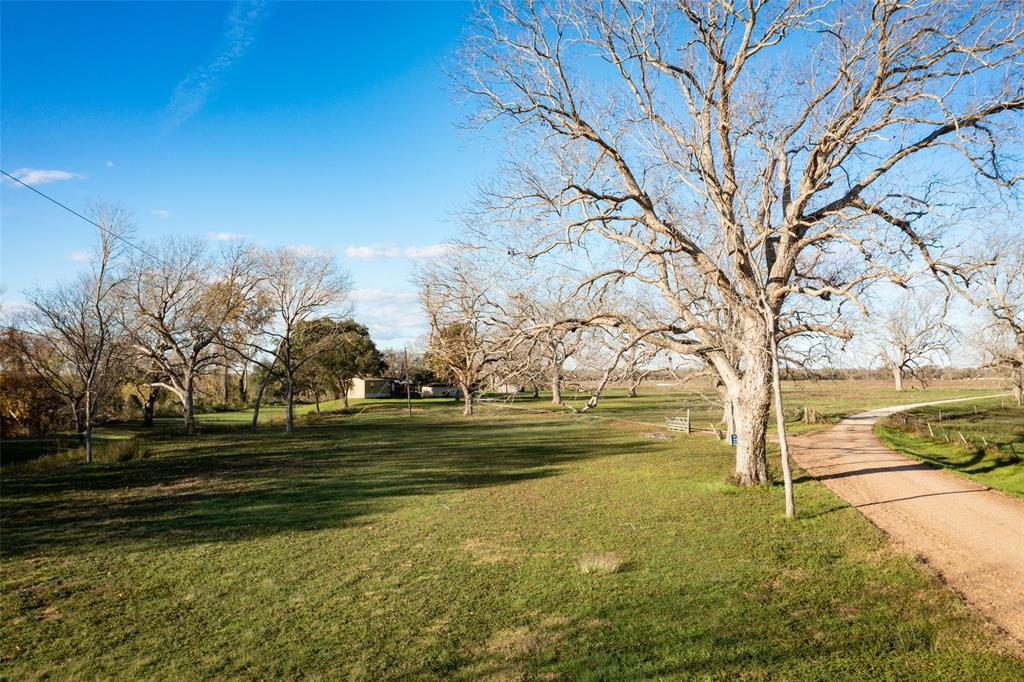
2,382,1022,679
875,398,1024,497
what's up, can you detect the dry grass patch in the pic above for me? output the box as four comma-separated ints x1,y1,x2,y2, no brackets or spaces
576,552,625,575
463,537,515,565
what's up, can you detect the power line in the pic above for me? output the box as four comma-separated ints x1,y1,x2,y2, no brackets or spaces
1,168,167,265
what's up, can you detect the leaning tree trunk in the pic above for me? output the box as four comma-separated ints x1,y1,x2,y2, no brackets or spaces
461,382,473,416
250,369,275,432
627,377,642,398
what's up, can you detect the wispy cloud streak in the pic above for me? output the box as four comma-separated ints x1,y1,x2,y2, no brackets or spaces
206,231,247,241
162,1,269,133
5,168,83,186
344,243,456,260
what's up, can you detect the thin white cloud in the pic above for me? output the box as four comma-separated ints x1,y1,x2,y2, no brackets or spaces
349,288,426,348
106,161,115,168
206,231,247,241
345,244,401,259
403,244,455,259
0,298,32,323
6,168,84,186
69,250,91,262
344,243,455,260
152,209,171,219
162,1,270,133
287,244,333,258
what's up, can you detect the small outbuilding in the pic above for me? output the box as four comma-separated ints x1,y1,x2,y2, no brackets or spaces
347,377,395,400
420,384,463,398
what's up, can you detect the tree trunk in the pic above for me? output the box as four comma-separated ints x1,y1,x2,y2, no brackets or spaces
285,369,295,433
722,401,736,440
767,308,795,518
143,390,157,427
342,391,349,409
726,348,772,486
183,379,196,435
84,391,94,464
892,365,904,392
85,422,94,463
222,358,230,404
627,379,639,398
239,365,248,403
72,404,86,445
716,380,736,439
531,382,539,399
1015,343,1023,406
461,382,473,416
315,392,321,413
251,369,274,432
550,362,562,405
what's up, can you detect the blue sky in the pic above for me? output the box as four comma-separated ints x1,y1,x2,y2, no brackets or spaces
1,0,492,348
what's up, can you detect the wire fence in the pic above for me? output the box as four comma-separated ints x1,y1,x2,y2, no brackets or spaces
881,409,1022,460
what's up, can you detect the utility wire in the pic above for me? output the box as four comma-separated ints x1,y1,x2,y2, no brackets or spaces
1,168,167,266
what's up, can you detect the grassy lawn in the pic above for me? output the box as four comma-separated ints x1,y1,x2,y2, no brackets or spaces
549,379,1002,436
3,400,1022,679
875,398,1024,497
3,379,1001,469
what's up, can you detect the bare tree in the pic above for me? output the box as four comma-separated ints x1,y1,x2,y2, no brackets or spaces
616,340,662,398
504,283,591,404
20,204,132,461
458,0,1023,488
124,238,260,434
570,326,658,413
258,247,351,433
219,284,279,430
418,255,518,416
873,293,957,391
968,232,1024,405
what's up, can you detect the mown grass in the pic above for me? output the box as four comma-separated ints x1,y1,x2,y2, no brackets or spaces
2,379,1001,468
875,398,1024,497
2,399,1021,679
553,378,1002,436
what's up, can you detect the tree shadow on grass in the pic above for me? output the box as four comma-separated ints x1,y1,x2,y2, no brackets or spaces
1,416,648,559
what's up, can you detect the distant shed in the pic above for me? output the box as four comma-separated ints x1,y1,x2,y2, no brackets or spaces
347,377,394,400
420,384,463,398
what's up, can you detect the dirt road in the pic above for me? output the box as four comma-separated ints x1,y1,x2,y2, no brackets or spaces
790,397,1024,643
